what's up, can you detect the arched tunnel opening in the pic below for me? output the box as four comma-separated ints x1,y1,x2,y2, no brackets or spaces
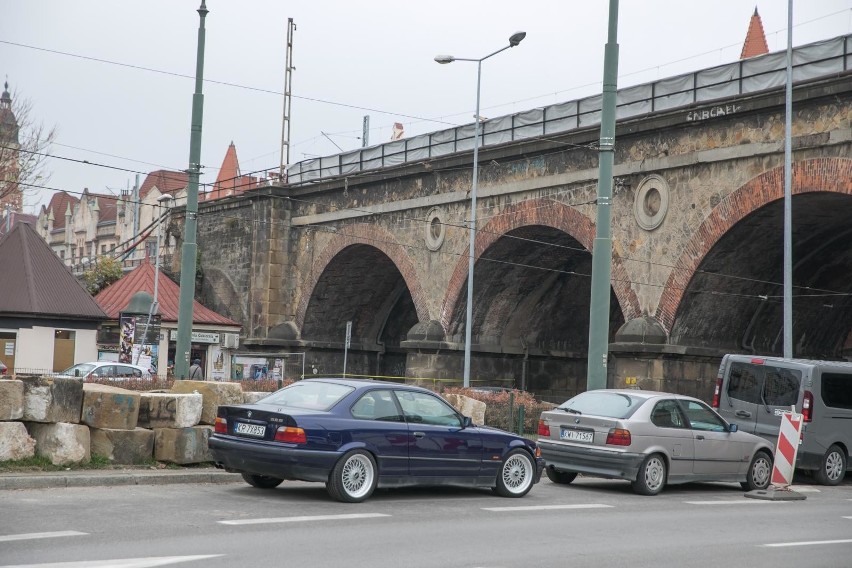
671,193,852,359
448,225,624,394
302,244,418,377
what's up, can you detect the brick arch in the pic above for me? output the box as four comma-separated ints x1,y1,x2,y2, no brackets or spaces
656,157,852,332
440,198,640,330
295,223,431,331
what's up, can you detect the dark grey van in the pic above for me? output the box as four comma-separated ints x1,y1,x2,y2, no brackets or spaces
712,354,851,485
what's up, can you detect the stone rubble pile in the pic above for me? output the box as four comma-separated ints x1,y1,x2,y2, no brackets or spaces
0,377,261,467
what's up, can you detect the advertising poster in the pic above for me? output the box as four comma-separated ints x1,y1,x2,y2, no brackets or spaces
210,346,227,381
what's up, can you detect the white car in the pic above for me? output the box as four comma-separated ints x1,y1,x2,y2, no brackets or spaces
57,362,152,382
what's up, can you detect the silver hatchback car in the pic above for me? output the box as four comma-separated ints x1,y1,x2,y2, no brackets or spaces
537,389,774,495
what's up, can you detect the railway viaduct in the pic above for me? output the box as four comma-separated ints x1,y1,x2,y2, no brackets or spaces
171,35,852,402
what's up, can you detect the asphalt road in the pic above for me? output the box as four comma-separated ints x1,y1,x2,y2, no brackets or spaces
1,475,850,568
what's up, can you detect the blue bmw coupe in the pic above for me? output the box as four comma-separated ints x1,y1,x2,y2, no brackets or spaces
209,378,544,502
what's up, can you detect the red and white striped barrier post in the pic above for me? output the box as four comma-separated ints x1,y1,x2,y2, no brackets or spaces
770,410,803,489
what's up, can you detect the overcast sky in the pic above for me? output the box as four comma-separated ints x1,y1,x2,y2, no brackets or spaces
2,1,851,214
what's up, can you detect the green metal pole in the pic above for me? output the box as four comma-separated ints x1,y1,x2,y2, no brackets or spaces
174,1,208,379
587,0,619,391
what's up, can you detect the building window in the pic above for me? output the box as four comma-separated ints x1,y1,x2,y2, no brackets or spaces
101,244,107,254
59,250,65,259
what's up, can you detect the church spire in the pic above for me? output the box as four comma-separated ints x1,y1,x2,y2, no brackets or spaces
741,7,770,59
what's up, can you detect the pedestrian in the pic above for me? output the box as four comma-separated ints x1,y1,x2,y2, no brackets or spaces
189,358,204,380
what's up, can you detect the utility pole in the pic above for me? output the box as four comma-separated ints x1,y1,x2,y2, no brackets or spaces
782,0,793,358
174,1,208,379
362,115,370,147
279,18,296,181
586,0,619,391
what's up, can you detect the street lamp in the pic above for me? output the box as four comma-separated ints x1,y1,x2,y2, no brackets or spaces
436,31,526,388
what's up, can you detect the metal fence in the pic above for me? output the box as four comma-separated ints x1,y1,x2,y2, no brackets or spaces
286,34,851,185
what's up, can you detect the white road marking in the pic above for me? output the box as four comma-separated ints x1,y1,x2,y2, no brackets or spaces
764,539,852,548
0,555,222,568
218,513,390,525
684,500,790,505
482,504,613,512
0,531,87,543
842,516,852,519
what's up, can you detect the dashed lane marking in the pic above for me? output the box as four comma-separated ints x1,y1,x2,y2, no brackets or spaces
0,555,222,568
0,531,87,543
481,504,613,512
684,500,791,505
764,539,852,548
218,513,390,525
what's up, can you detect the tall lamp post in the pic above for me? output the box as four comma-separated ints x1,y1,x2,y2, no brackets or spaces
436,31,526,388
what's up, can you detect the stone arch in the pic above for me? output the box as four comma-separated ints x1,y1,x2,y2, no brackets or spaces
439,197,640,330
656,157,852,332
295,222,431,331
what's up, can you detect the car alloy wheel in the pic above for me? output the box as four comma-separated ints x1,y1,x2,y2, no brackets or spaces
328,450,377,503
495,449,535,497
815,444,847,486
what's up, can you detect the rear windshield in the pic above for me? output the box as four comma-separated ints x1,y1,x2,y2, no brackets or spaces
821,373,852,410
558,391,645,419
260,381,354,411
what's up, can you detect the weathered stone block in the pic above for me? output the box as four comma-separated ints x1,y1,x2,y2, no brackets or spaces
153,426,213,464
90,427,154,464
138,393,202,429
170,381,243,425
80,384,140,430
0,379,24,420
443,394,486,425
0,421,36,461
25,422,90,466
20,376,84,423
241,391,268,404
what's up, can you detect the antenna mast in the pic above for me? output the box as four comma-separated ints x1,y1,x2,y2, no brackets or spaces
279,18,296,181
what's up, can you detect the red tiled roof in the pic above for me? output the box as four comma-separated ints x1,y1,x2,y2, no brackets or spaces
741,7,769,59
95,262,240,327
0,222,106,320
138,170,189,200
206,142,258,201
43,191,79,231
80,189,120,224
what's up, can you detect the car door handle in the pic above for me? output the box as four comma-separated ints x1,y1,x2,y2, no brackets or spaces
735,410,751,418
696,435,705,440
413,432,425,439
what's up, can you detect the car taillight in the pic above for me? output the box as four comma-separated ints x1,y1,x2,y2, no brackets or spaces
214,417,228,434
712,378,722,408
606,428,631,446
750,358,765,365
538,420,550,437
275,426,307,444
802,391,813,422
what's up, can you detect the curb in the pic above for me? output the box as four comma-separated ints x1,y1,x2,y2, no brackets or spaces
0,469,242,490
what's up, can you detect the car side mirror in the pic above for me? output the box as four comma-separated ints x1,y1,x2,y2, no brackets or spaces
461,416,473,428
728,423,738,433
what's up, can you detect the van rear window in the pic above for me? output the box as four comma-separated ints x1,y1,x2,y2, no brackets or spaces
728,363,762,404
763,367,801,406
821,373,852,410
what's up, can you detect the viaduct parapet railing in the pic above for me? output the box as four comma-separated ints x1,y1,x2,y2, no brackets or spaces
286,34,851,185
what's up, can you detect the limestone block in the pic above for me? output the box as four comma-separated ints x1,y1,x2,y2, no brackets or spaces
170,381,243,425
20,376,84,423
153,426,213,464
138,393,202,429
241,391,268,404
443,393,486,426
90,427,154,464
0,379,24,420
0,421,36,461
25,422,90,466
80,384,140,430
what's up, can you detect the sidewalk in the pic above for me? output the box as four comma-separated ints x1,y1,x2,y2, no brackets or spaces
0,468,242,490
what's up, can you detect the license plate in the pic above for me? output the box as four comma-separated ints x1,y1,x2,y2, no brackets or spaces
235,423,266,437
561,428,593,443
